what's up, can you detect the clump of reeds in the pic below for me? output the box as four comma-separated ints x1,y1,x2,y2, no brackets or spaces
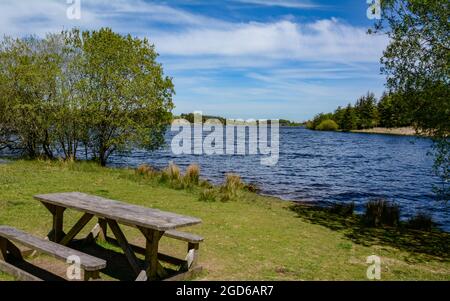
406,212,434,231
198,188,217,202
363,199,400,227
184,164,200,186
135,164,158,178
162,162,181,182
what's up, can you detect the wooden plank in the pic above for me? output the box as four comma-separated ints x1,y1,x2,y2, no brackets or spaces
105,236,187,266
138,227,167,280
0,226,106,271
52,206,66,242
164,230,204,243
0,260,43,281
34,192,202,231
185,242,200,270
135,270,148,281
60,213,94,246
0,237,7,261
106,219,141,275
98,218,107,242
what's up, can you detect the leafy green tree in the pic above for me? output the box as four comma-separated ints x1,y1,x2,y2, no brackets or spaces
0,36,59,158
0,28,174,166
372,0,449,198
316,119,339,131
76,28,174,166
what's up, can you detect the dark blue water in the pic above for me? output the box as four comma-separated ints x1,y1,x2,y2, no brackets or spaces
109,127,449,230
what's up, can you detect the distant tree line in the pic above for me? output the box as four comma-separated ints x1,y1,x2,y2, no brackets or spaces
306,91,412,131
0,28,174,166
177,113,301,126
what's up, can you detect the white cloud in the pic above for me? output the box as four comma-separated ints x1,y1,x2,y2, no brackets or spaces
154,18,387,63
234,0,321,9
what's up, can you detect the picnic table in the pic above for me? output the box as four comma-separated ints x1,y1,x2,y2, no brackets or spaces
34,192,202,281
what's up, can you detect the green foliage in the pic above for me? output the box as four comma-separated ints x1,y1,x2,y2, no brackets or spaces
329,202,355,217
372,0,449,195
340,104,358,131
0,28,174,166
377,93,413,128
354,92,379,129
406,213,435,232
315,119,339,131
306,112,334,130
184,164,200,186
198,188,217,202
363,199,400,228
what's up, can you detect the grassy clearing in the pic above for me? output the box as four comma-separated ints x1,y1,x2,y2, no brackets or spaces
0,160,449,280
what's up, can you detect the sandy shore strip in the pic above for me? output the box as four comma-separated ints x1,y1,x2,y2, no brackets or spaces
351,127,422,136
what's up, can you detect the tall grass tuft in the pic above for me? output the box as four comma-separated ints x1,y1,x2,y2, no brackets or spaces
364,199,400,227
163,162,181,182
219,173,244,201
198,188,217,202
184,164,200,186
135,164,158,178
406,212,434,231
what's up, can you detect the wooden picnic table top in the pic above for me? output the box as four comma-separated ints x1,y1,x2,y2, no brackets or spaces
34,192,202,231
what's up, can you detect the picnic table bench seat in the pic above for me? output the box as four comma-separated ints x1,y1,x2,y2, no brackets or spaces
0,226,106,281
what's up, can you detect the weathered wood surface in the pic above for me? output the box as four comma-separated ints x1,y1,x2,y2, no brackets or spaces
164,230,204,243
104,236,188,266
0,261,43,281
34,192,202,231
0,226,106,271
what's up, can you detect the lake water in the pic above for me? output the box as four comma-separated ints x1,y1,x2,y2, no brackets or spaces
109,127,449,230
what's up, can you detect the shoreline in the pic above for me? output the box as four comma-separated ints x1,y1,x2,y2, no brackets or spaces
350,127,422,137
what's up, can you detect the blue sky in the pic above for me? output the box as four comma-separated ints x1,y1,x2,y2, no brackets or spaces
0,0,388,121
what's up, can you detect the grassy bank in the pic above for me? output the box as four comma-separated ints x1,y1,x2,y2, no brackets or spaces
0,160,448,280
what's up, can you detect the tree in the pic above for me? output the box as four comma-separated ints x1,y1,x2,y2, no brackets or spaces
74,28,174,166
0,28,175,166
354,92,379,129
333,106,345,129
316,119,339,131
0,36,60,158
372,0,449,198
341,104,357,131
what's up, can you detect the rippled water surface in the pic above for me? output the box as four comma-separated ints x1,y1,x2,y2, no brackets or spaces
109,127,449,230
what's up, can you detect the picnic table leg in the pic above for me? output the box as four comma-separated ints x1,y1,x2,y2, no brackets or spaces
52,207,66,243
42,203,66,242
98,218,107,242
106,219,141,275
137,227,166,280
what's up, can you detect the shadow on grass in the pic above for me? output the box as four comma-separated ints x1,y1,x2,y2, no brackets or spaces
289,204,450,262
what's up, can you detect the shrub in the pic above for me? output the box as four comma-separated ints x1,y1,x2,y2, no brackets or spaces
198,188,217,202
363,199,400,227
221,174,243,194
163,162,181,181
218,174,244,202
406,213,434,231
315,119,339,131
135,164,158,178
244,182,260,193
184,164,200,186
329,202,354,216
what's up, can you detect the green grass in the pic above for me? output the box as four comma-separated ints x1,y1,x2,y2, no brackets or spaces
0,160,449,280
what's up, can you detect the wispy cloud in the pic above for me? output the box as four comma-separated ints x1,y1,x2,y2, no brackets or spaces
153,18,387,63
234,0,322,9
